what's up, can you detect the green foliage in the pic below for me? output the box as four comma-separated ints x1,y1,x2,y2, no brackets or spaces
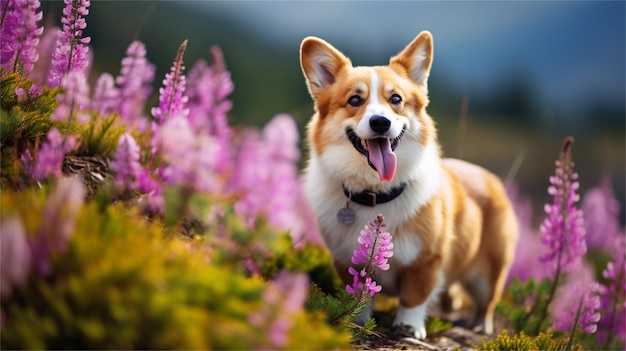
74,112,125,157
426,316,454,335
477,330,581,351
0,188,350,349
305,283,376,340
0,70,61,149
497,277,553,334
261,235,342,293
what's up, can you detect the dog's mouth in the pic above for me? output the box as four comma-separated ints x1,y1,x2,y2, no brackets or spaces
346,127,405,182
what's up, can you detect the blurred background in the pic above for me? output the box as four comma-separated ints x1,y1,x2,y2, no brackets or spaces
41,1,625,223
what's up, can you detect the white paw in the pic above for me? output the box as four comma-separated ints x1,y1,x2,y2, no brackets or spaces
393,304,428,339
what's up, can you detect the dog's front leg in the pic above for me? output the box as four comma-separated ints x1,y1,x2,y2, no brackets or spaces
394,255,443,339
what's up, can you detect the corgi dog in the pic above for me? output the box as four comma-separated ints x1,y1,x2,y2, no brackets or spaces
300,31,518,339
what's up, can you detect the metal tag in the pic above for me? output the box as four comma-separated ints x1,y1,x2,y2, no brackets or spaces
337,206,355,224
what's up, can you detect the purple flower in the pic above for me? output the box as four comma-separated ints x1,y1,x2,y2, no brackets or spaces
0,216,31,298
0,0,43,74
110,132,143,191
152,115,220,194
186,46,233,173
552,265,601,335
29,23,57,86
32,128,76,181
346,214,393,297
115,40,155,131
248,271,308,348
582,174,622,251
506,183,550,284
90,72,119,116
597,237,626,345
30,176,85,276
48,0,91,87
151,40,189,125
50,70,90,123
539,137,586,273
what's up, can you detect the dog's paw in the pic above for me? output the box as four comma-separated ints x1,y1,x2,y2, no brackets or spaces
390,323,428,340
393,304,428,339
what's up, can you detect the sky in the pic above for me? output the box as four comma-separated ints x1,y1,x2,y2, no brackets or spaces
183,1,625,120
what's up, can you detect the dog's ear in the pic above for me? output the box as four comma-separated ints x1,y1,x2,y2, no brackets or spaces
390,31,433,92
300,37,351,97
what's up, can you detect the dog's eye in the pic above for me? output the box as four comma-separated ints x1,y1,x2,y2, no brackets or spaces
389,94,402,105
347,95,364,107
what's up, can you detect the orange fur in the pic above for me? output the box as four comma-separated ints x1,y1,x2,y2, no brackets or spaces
300,32,518,339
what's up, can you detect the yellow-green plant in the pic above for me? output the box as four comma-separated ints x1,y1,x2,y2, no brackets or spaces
0,184,350,350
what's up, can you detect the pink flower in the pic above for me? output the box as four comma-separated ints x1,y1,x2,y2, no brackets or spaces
597,237,626,344
115,40,155,131
30,176,85,276
346,214,393,298
32,128,76,181
539,137,586,273
110,133,143,191
0,216,31,298
248,271,308,348
552,265,601,335
582,174,622,251
152,115,221,194
0,0,43,74
48,0,91,87
50,70,90,123
151,40,189,125
90,73,119,116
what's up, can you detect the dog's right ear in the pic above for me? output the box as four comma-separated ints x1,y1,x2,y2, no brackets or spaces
300,37,351,97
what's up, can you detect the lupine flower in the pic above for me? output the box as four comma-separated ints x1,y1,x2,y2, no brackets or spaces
48,0,91,87
0,216,31,298
90,73,119,116
539,137,586,273
582,174,622,251
186,46,233,173
228,114,322,246
30,176,85,276
110,132,143,191
248,271,308,348
152,115,220,194
0,0,43,74
346,214,393,297
597,237,626,345
115,40,154,131
29,23,57,85
32,128,76,181
50,70,90,123
151,40,189,125
552,265,601,334
506,183,550,284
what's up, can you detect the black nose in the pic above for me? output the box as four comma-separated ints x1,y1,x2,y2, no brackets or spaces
369,115,391,134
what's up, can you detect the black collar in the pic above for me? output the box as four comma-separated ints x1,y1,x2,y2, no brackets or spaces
343,183,406,207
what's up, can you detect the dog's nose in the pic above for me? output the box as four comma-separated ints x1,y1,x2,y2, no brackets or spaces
369,115,391,134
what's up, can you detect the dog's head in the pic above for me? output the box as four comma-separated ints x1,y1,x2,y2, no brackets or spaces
300,32,437,187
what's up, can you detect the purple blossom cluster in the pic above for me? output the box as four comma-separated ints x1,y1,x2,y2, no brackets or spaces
0,177,84,298
31,128,76,181
0,0,43,74
552,265,601,334
248,271,309,348
47,0,91,88
346,214,393,298
597,237,626,345
539,137,587,273
151,40,189,125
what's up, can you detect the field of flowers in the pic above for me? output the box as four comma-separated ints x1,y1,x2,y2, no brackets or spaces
1,0,624,349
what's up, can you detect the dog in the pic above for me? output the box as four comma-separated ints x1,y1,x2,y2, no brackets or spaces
299,31,518,339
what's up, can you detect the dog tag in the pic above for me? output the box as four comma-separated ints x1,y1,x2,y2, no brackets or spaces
337,201,355,224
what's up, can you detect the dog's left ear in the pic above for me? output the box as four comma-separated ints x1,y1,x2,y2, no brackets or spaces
390,31,434,92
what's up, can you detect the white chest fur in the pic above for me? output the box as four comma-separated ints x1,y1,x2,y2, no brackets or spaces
303,140,441,293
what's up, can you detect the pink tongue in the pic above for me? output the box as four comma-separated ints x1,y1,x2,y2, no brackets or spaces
366,138,397,182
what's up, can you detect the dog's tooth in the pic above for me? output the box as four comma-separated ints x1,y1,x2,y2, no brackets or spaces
362,139,368,151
